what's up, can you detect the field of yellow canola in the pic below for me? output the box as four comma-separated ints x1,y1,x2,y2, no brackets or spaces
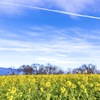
0,74,100,100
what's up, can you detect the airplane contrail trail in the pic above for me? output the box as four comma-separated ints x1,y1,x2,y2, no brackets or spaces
0,2,100,20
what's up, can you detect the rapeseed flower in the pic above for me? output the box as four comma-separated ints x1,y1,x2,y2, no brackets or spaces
45,82,51,87
61,87,66,93
66,81,72,87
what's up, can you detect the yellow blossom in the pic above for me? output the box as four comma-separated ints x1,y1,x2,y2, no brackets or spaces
90,84,93,87
80,84,85,89
72,84,76,89
45,82,51,87
77,81,81,85
8,87,16,94
7,96,13,100
61,87,66,93
66,81,72,87
40,87,44,92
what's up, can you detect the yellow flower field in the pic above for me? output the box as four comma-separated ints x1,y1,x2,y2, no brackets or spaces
0,74,100,100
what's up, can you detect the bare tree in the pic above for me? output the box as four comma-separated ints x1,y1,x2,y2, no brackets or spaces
71,64,97,74
18,65,34,75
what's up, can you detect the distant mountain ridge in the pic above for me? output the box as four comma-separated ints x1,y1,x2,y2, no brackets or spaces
0,67,18,75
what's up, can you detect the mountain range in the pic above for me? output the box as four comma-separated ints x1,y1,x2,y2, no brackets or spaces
0,67,18,75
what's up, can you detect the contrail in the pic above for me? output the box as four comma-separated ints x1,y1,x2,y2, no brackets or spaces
0,2,100,20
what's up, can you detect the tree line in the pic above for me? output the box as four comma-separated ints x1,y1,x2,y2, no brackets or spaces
9,63,100,75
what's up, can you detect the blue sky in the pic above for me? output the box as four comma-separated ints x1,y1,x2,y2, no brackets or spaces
0,0,100,69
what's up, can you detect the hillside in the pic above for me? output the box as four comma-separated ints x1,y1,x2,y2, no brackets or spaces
0,67,18,75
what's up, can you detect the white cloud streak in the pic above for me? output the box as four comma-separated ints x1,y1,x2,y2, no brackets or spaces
0,2,100,20
0,26,100,68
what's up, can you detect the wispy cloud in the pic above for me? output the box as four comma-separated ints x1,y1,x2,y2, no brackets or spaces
0,26,100,68
0,1,100,19
52,0,96,13
0,0,43,15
